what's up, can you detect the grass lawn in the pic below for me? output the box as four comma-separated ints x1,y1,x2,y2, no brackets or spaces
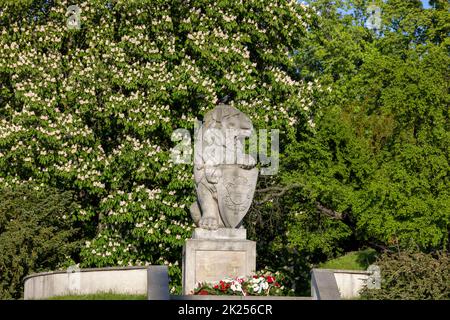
318,248,377,270
48,292,147,300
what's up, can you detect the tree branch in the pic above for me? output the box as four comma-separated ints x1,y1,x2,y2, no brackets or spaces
255,183,344,220
254,183,303,205
315,201,343,220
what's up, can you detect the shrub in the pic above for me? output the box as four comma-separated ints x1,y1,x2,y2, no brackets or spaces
0,183,83,299
360,250,450,300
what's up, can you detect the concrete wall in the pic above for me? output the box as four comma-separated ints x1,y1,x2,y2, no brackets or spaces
25,265,371,300
311,269,371,300
24,266,148,300
333,269,371,299
311,269,341,300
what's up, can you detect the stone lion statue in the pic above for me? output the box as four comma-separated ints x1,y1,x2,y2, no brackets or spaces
190,104,258,230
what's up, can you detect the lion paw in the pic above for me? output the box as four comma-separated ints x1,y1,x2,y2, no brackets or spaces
199,217,219,230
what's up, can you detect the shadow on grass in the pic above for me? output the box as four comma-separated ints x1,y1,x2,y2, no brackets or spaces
355,249,377,269
319,248,378,270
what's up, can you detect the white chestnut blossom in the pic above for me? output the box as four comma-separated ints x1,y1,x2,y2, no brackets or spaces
0,0,321,274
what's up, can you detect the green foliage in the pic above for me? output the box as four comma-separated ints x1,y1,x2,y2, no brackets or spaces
247,0,449,294
360,250,450,300
0,183,82,299
296,0,448,250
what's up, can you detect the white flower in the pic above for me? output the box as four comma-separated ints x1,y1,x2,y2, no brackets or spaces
252,284,261,293
261,282,269,290
230,281,242,292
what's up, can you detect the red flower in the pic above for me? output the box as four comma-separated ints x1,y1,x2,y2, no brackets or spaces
274,282,280,287
198,290,209,295
214,285,219,289
266,276,275,283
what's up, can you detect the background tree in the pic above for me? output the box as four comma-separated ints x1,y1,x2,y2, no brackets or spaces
0,0,321,293
247,0,449,295
0,184,82,299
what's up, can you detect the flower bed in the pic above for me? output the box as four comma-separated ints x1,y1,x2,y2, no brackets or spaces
193,271,291,296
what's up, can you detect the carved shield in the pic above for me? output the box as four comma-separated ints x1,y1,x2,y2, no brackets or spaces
217,166,258,228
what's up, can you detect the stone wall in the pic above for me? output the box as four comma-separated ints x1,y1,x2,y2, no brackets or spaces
24,266,148,299
311,268,371,300
333,269,371,299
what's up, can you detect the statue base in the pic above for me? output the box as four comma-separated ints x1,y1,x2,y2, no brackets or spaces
182,230,256,295
192,227,246,240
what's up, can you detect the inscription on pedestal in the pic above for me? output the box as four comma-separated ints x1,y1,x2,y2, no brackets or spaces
195,251,246,283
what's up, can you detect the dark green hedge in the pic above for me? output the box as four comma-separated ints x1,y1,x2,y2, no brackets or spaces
0,184,83,299
360,250,450,300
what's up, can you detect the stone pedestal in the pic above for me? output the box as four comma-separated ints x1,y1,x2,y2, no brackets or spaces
182,228,256,295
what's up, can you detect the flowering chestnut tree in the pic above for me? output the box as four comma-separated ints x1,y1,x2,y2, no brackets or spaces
0,0,321,289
